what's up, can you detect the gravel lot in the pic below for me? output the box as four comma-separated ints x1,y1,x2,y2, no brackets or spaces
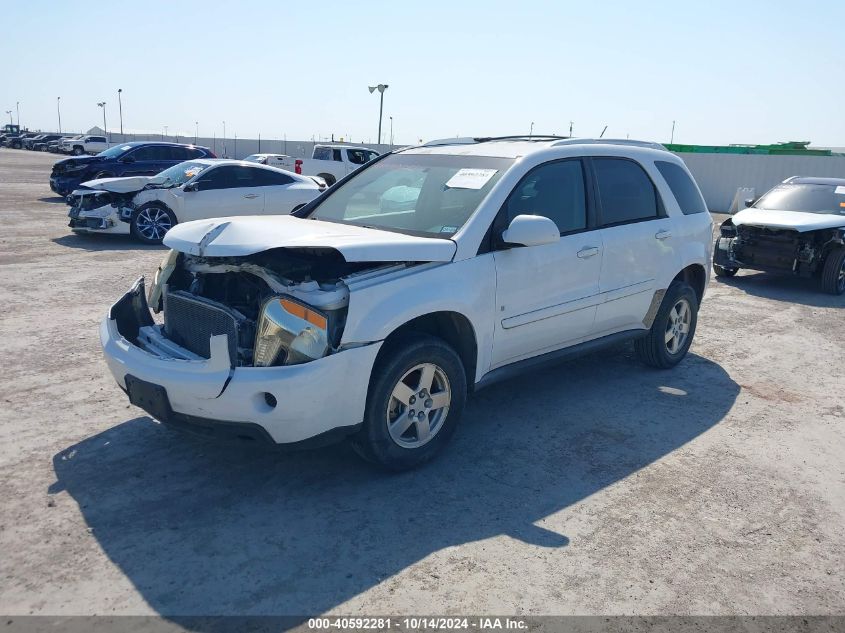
0,148,843,618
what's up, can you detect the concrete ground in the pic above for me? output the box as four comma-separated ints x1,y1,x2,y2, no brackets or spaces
0,148,843,618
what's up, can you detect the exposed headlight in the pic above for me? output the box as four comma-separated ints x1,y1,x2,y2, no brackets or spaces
148,249,180,313
64,163,88,172
254,297,329,367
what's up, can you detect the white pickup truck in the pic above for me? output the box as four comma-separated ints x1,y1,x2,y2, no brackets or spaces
60,135,110,156
245,144,379,186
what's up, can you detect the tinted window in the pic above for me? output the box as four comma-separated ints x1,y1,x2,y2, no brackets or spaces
347,149,378,165
253,168,294,186
655,161,707,214
754,183,845,215
130,145,170,161
505,160,587,234
90,137,106,143
313,147,332,160
195,165,259,190
332,149,343,162
594,158,658,225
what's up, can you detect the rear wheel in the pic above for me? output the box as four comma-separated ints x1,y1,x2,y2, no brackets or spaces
72,146,84,156
351,334,466,471
131,204,176,244
821,247,845,295
635,281,698,369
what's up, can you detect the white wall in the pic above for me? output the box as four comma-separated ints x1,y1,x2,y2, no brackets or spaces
676,152,845,212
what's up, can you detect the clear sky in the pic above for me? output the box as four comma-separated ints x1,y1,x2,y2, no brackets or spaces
2,0,844,146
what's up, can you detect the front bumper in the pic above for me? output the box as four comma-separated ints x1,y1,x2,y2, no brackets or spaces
100,279,382,445
51,174,84,195
68,204,130,235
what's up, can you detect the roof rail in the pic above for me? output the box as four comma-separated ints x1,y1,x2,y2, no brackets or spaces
420,134,570,147
551,138,668,151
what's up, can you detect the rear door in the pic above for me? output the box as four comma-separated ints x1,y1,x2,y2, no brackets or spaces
179,165,265,221
121,145,171,176
591,157,678,334
491,158,604,367
253,168,315,214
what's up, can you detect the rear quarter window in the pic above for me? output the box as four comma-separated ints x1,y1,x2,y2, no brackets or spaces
655,160,708,215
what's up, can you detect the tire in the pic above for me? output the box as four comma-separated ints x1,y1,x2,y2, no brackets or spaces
821,247,845,295
130,204,177,244
317,173,336,187
72,146,84,156
713,264,738,278
634,281,699,369
351,333,467,471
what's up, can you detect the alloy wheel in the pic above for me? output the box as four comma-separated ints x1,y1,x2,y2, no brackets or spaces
386,362,451,449
135,208,173,241
664,298,692,355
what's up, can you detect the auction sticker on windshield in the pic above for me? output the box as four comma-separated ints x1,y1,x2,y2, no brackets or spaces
445,168,498,189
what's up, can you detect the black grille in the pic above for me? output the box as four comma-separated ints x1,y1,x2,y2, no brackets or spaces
164,291,240,363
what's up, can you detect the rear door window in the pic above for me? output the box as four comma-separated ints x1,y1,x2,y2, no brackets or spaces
655,161,707,214
593,158,660,225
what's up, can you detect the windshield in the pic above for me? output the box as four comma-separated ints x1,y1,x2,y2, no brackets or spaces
308,153,513,237
97,144,134,159
154,161,209,186
755,183,845,215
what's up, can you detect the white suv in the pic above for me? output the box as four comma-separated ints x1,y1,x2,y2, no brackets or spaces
100,136,713,470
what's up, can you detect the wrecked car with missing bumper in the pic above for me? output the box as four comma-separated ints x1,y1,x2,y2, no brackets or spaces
714,176,845,295
102,137,713,470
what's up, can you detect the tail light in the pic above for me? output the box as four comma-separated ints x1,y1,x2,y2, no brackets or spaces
295,159,303,175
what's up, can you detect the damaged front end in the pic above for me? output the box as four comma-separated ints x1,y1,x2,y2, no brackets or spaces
67,188,137,233
715,218,845,277
125,247,400,369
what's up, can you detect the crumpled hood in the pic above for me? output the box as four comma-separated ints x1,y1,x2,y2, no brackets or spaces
163,215,457,262
733,208,845,232
79,175,154,193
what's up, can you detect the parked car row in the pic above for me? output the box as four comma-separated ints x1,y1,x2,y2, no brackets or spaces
0,130,107,154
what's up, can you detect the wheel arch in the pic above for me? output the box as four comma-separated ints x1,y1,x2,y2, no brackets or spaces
374,311,478,392
673,263,706,305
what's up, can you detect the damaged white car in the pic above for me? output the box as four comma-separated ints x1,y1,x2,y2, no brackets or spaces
68,160,325,244
714,176,845,294
101,136,713,470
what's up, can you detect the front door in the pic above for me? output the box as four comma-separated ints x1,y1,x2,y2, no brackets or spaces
491,158,603,368
178,165,265,222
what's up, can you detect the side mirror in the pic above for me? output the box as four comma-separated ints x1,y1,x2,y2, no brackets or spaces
744,198,755,208
183,182,199,192
501,214,560,247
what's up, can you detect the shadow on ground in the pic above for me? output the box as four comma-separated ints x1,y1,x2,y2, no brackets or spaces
38,196,66,203
51,348,738,621
719,270,845,308
52,233,165,252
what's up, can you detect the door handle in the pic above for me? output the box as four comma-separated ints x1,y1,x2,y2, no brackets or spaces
655,230,672,240
243,193,259,199
577,246,600,259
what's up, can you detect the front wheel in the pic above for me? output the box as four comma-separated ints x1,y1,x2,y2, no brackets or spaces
635,281,699,369
72,146,84,156
351,334,467,471
821,247,845,295
131,204,176,244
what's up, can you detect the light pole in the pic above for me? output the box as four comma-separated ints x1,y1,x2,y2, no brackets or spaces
57,97,61,133
195,121,198,144
367,84,388,144
97,102,108,141
117,89,124,137
389,116,394,148
16,101,20,127
222,120,226,157
529,121,534,137
163,125,168,141
5,110,11,125
670,120,676,144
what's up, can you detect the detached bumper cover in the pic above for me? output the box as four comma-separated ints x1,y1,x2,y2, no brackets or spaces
100,279,383,445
